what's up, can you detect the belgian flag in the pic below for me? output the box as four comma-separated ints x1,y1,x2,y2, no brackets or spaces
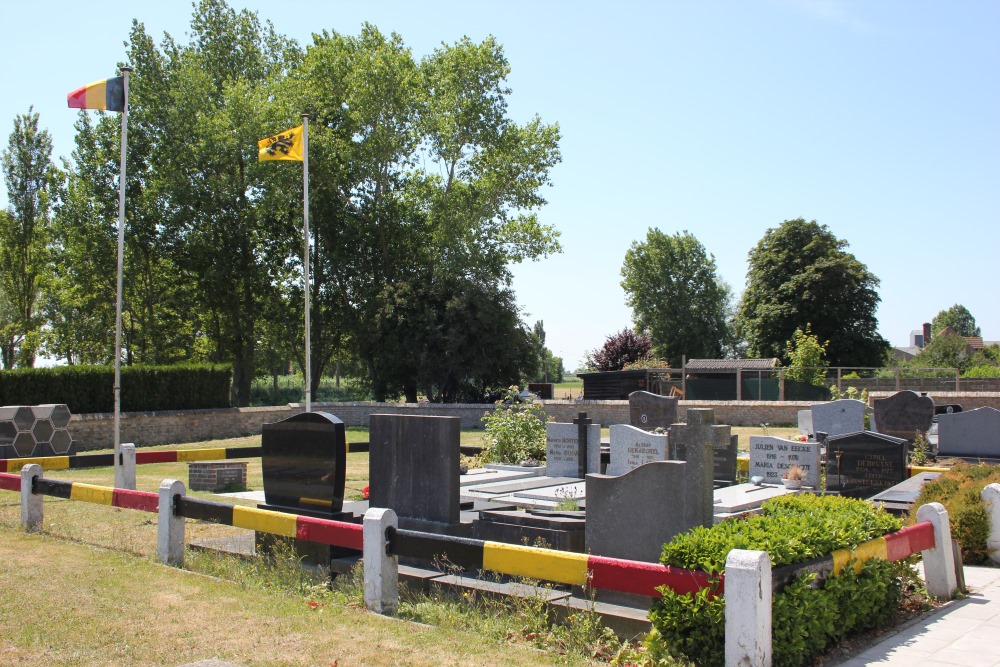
67,77,125,112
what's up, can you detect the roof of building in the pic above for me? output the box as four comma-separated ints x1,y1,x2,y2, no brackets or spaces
684,358,780,372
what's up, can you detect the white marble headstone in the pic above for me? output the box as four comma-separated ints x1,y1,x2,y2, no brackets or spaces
607,423,668,476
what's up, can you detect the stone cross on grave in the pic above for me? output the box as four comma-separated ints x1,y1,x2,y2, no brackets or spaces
668,408,723,528
573,412,592,478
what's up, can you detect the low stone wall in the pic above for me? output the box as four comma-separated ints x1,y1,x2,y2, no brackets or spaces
67,393,1000,450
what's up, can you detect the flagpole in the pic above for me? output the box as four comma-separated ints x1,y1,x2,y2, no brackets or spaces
302,114,311,413
113,67,131,489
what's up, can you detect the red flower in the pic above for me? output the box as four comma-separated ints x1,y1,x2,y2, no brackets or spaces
362,485,370,500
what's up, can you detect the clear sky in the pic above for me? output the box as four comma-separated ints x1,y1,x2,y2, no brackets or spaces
1,0,997,370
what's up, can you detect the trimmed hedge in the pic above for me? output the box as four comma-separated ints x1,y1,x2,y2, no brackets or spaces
646,495,907,667
0,365,232,413
911,462,1000,564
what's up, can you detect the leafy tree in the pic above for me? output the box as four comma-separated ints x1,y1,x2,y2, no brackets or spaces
785,324,828,386
0,108,60,367
737,218,887,367
910,331,972,371
621,229,729,366
290,27,560,400
587,329,653,371
932,304,980,338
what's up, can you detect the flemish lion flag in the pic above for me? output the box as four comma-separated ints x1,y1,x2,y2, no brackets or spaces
67,77,125,112
258,125,304,161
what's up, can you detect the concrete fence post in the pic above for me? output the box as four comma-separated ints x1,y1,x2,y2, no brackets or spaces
20,464,43,532
363,507,398,614
158,479,186,567
917,502,958,599
981,483,1000,565
725,549,772,667
120,443,137,490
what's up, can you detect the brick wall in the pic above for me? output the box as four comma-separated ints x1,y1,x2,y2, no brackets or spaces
188,461,248,491
68,393,1000,450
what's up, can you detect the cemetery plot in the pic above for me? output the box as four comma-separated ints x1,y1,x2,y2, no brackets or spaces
826,431,907,499
748,436,820,487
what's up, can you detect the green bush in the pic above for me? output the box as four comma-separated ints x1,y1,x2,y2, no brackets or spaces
0,364,232,413
480,386,548,464
911,462,1000,564
646,495,907,667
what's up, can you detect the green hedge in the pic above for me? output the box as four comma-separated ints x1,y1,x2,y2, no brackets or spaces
646,495,907,667
0,365,232,413
912,462,1000,564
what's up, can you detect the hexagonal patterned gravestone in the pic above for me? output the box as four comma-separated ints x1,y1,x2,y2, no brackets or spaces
32,419,54,444
50,428,73,454
13,406,33,431
47,404,71,429
12,431,36,457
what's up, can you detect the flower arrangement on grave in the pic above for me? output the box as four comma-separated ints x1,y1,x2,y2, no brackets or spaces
361,485,370,500
782,464,806,481
791,433,809,442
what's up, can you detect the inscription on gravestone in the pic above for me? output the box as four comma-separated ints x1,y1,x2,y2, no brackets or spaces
261,411,347,513
826,431,907,499
628,391,679,431
748,435,820,487
607,423,668,476
546,420,601,478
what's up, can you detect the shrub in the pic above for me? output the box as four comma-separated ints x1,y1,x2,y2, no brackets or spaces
911,462,1000,564
480,386,548,464
647,495,906,667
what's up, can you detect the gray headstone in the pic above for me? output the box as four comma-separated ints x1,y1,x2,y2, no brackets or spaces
586,461,691,562
546,421,601,477
811,399,866,439
716,434,739,486
873,391,935,444
797,410,813,436
369,414,461,525
607,423,668,476
937,407,1000,458
748,436,821,488
628,391,679,431
826,430,908,499
668,408,724,528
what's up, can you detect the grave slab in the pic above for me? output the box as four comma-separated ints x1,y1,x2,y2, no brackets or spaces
607,423,668,476
546,420,601,477
826,430,908,499
748,436,821,488
628,391,678,430
811,399,866,439
873,390,935,443
937,407,1000,459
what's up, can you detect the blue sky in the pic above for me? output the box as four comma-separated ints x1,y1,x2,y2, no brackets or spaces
2,1,997,370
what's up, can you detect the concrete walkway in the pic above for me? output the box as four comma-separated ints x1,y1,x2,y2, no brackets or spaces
838,565,1000,666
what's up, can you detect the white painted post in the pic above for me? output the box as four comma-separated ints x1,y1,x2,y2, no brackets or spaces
120,443,137,490
20,464,43,532
363,507,398,614
917,502,958,599
158,479,186,567
725,549,772,667
981,483,1000,565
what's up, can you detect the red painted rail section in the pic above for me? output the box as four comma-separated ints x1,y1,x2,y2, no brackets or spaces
0,472,19,492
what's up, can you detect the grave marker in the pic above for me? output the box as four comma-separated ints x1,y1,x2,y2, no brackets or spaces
826,431,907,499
811,399,866,439
748,436,820,488
873,390,935,444
628,391,679,431
937,407,1000,458
546,419,601,478
669,408,723,528
370,414,461,525
607,424,668,476
261,411,346,513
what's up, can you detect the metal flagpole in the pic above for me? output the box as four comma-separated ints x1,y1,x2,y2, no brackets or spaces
113,67,131,489
302,114,311,413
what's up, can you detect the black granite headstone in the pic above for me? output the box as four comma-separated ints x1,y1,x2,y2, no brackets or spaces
826,431,908,499
628,391,679,431
261,411,347,513
370,414,461,525
873,390,934,444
